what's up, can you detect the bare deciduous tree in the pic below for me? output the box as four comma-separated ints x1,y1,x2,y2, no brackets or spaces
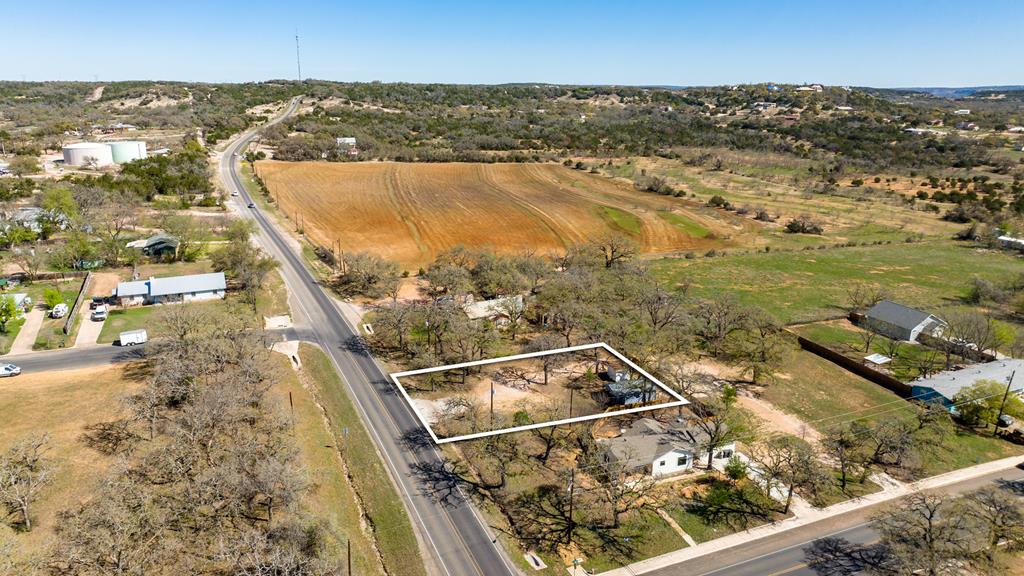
0,433,54,531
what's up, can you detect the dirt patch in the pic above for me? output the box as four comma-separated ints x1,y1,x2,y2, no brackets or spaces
737,394,822,445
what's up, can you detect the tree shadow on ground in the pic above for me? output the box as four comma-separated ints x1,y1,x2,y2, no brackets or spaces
803,536,895,576
409,459,472,508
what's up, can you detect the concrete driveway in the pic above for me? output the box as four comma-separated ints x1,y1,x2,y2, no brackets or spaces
73,272,119,348
8,306,45,355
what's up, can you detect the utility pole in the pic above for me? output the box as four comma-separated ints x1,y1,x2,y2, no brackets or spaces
295,30,302,82
490,380,495,430
994,370,1015,437
566,467,576,546
347,539,352,575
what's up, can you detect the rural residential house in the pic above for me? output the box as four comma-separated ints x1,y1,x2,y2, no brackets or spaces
113,272,226,306
126,234,179,258
863,300,946,343
910,359,1024,412
598,417,737,478
462,295,523,326
605,377,659,405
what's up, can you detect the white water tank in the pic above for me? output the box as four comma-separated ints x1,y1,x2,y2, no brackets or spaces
62,142,114,167
108,140,147,164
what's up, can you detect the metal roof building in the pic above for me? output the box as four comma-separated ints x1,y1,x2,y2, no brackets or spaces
911,359,1024,410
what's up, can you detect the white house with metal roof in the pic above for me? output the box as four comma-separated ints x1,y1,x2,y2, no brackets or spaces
113,272,226,306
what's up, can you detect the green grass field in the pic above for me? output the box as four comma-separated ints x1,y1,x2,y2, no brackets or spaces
596,205,643,236
763,339,1023,478
97,307,158,344
651,241,1024,323
657,210,711,238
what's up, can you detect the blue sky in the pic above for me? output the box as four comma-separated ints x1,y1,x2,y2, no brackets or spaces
2,0,1020,87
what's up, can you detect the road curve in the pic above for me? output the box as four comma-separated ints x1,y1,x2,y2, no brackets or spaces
219,98,518,576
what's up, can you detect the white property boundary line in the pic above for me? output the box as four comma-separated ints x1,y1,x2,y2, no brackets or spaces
390,342,689,444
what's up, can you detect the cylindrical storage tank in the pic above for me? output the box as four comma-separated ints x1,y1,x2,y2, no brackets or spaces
62,142,114,167
108,140,147,164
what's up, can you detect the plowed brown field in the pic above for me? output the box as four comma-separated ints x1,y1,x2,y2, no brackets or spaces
257,161,729,269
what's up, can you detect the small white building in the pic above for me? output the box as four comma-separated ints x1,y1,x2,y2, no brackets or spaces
462,295,523,326
953,109,971,115
336,137,357,147
113,272,227,306
598,417,737,478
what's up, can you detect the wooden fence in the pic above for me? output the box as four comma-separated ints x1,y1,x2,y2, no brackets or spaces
63,272,92,335
794,334,912,398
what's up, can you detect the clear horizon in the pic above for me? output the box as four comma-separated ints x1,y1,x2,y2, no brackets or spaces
1,0,1021,87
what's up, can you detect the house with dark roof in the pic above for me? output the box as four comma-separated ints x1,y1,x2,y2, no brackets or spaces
911,359,1024,412
113,272,226,306
863,300,946,343
598,417,737,478
605,378,659,406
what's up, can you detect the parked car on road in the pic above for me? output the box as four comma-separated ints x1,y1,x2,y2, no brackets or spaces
91,305,108,321
50,303,68,318
119,329,148,346
0,363,21,377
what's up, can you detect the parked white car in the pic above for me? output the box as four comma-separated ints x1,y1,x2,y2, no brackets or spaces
0,363,21,377
91,305,108,321
119,329,148,346
50,302,69,318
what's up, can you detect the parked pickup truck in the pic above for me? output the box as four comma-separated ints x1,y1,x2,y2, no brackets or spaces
91,305,108,321
119,329,148,346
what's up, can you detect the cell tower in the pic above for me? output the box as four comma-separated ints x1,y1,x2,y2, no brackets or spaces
295,30,302,82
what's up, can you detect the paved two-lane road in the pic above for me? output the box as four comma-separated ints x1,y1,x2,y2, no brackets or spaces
219,99,518,576
651,465,1024,576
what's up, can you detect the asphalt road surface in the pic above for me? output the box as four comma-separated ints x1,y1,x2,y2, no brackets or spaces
220,99,517,576
2,344,146,372
653,465,1024,576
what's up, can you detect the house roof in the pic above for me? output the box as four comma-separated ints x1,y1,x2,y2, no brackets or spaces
145,234,178,248
115,280,149,297
114,272,226,298
149,272,226,297
865,300,941,332
462,295,523,320
912,359,1024,403
598,417,714,468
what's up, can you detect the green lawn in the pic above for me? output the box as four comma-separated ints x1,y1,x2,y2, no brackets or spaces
0,317,26,355
792,322,965,382
809,474,882,508
97,307,159,344
574,510,687,573
763,339,1024,479
596,205,643,236
297,344,425,576
763,340,917,430
650,240,1024,323
32,287,85,350
657,210,711,238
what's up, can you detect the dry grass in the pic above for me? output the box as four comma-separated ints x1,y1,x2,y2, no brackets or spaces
0,365,141,562
257,161,733,269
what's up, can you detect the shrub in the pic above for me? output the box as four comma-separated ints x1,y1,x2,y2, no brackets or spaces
784,215,824,235
43,287,64,309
